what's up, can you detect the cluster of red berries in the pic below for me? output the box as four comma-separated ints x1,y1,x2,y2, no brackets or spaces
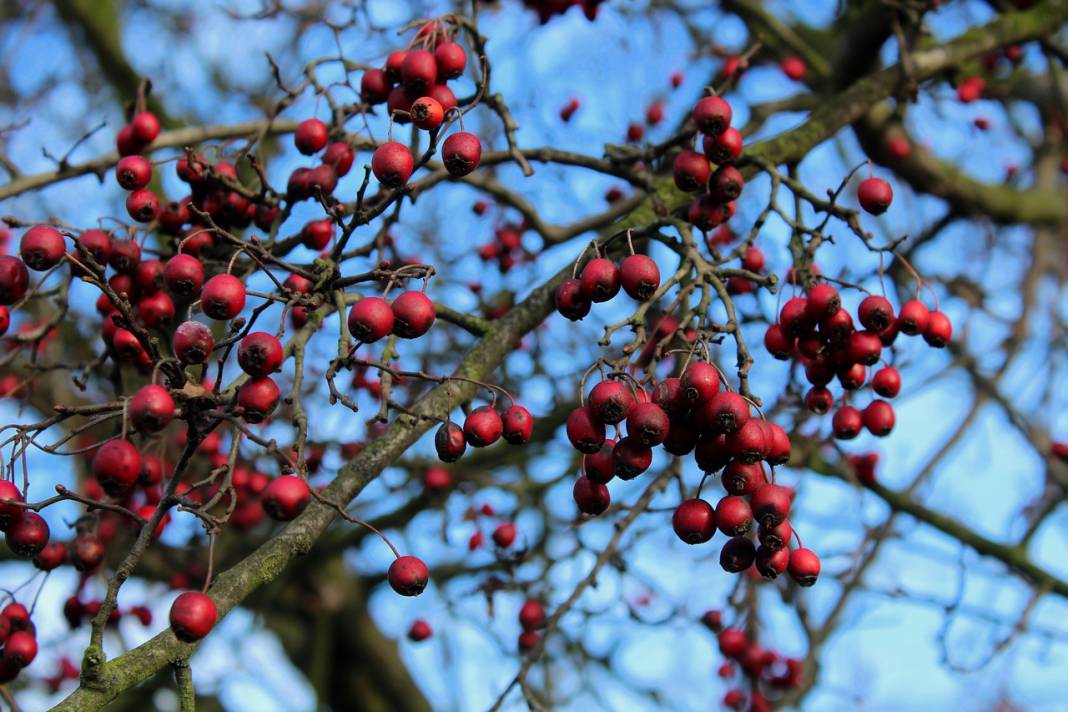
555,251,661,321
566,364,820,584
517,598,546,652
702,612,803,711
432,399,534,464
360,23,482,186
763,282,951,440
0,602,39,683
674,95,745,233
477,222,533,274
63,596,152,629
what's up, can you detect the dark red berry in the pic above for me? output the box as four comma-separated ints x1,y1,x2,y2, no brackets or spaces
722,460,766,496
672,499,716,544
6,511,49,558
923,311,952,347
710,165,744,203
692,96,732,135
582,440,616,484
130,384,175,433
435,421,466,462
401,50,437,93
750,484,792,529
502,405,534,444
858,295,894,331
831,406,863,439
755,545,789,579
579,258,621,302
720,536,756,573
788,548,820,586
441,132,481,176
574,477,610,515
434,42,467,79
566,406,605,454
858,177,893,215
20,226,65,271
295,118,329,155
555,278,591,320
764,324,793,360
201,274,246,320
673,150,711,192
611,436,652,479
93,439,142,494
372,142,414,187
703,126,742,164
701,391,750,435
237,377,280,423
115,155,152,190
391,291,436,338
349,297,395,343
588,380,635,425
463,406,503,447
626,402,669,446
872,367,901,397
169,591,217,641
173,321,214,364
262,475,311,521
681,362,720,405
862,399,895,436
237,332,284,378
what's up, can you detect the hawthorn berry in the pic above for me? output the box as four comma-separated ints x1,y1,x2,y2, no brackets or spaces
858,295,894,331
126,188,159,223
897,299,930,336
301,219,334,250
729,419,768,463
92,439,142,494
33,541,66,571
410,96,445,131
20,225,65,271
710,165,744,203
169,591,217,642
719,536,756,573
555,278,590,321
673,150,711,192
626,402,670,446
129,384,176,433
588,380,635,425
237,378,280,423
872,367,901,398
6,512,49,558
923,311,952,347
858,177,893,215
681,362,720,405
831,406,863,440
262,475,311,521
566,406,605,453
764,324,794,360
464,406,503,447
70,535,105,572
372,142,414,187
492,521,517,548
201,274,246,320
862,399,895,436
322,142,354,177
579,258,621,302
2,631,36,668
758,519,792,552
788,548,820,586
401,50,437,93
434,42,466,79
574,476,611,515
294,118,329,155
672,499,716,544
349,297,395,343
722,460,766,496
130,111,161,143
361,68,391,104
611,436,652,479
755,545,789,579
692,96,732,135
502,405,534,444
391,291,436,338
173,321,214,364
230,329,281,378
0,256,29,305
115,155,152,190
582,440,616,484
750,484,792,529
441,132,482,176
408,619,432,642
703,126,743,164
435,421,467,462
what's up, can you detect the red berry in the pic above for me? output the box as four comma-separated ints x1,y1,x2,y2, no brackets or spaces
701,391,750,435
173,321,214,364
423,467,452,493
502,405,534,444
720,536,756,573
237,378,280,423
410,96,445,131
862,399,895,436
492,521,517,548
130,384,175,433
722,460,766,496
611,436,652,479
923,311,952,347
695,433,731,473
897,299,930,335
401,50,437,93
518,599,546,630
407,619,432,641
555,278,591,320
435,421,467,462
33,541,66,571
579,258,621,302
70,535,105,572
126,188,159,223
710,165,744,203
6,511,49,558
718,627,748,658
295,118,329,155
804,386,833,414
372,142,414,187
741,245,765,272
361,68,391,104
2,631,36,668
858,177,893,215
755,545,790,579
116,124,144,155
872,367,901,397
759,519,792,551
391,291,436,338
115,155,153,190
349,296,395,343
847,330,883,366
262,475,311,521
169,591,217,641
729,419,769,463
764,324,794,360
780,57,807,81
19,225,65,272
518,630,540,653
626,402,670,446
858,295,895,331
805,284,840,320
130,111,161,144
672,499,716,544
582,440,616,484
820,308,854,342
750,484,791,528
93,439,142,494
441,132,481,176
301,219,334,250
673,150,711,192
434,42,467,79
464,406,503,447
788,548,820,586
831,406,863,439
201,274,246,320
567,406,606,453
779,297,812,337
238,332,283,378
589,380,635,425
573,476,610,515
652,378,687,418
692,96,732,135
703,127,743,164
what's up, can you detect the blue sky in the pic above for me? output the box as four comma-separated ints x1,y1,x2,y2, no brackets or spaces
0,0,1066,710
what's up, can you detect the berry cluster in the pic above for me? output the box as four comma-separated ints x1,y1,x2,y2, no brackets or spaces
703,612,804,712
0,602,39,683
567,364,820,585
763,282,951,441
555,251,661,321
676,95,745,232
517,598,546,652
